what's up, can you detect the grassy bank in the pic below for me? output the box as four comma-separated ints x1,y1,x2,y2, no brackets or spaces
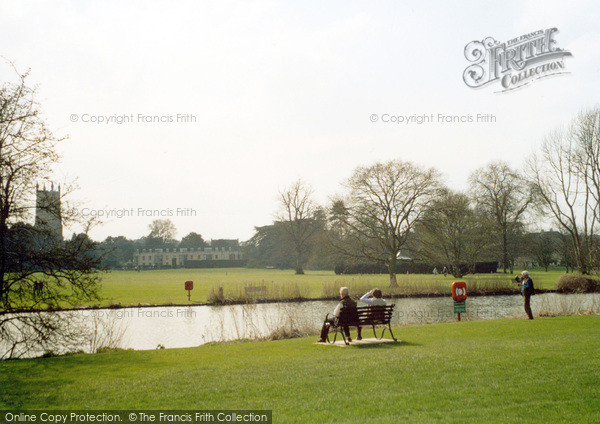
1,316,598,423
93,268,563,307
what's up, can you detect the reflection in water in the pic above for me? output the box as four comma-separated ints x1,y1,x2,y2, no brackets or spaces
2,293,599,357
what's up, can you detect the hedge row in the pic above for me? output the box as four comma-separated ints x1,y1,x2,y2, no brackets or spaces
183,259,248,269
334,261,498,275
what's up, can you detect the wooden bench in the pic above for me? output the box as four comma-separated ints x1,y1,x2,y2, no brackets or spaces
327,304,396,345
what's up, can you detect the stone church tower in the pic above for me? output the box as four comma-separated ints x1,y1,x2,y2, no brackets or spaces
35,182,63,241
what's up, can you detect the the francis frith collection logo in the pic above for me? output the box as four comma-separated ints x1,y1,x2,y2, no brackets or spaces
463,28,572,92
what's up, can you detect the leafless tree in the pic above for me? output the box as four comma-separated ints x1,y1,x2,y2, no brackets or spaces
574,108,600,268
0,62,101,358
469,161,534,273
277,179,319,274
528,110,600,274
337,160,440,287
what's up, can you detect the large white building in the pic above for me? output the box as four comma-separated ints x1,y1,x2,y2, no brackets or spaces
134,244,243,267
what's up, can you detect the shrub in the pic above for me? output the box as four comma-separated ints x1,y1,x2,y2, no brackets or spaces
556,274,600,293
207,286,225,304
95,346,131,354
41,349,86,358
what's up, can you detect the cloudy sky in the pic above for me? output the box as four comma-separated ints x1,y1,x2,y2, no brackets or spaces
1,0,599,241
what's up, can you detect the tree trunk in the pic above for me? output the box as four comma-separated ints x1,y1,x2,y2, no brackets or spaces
502,231,508,273
389,272,397,287
0,222,6,306
451,263,463,278
294,247,304,274
388,255,398,288
570,231,588,275
575,245,588,274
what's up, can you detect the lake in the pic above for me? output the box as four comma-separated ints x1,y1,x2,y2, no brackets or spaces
2,293,598,358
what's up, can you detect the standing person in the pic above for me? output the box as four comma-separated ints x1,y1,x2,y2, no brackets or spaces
519,270,534,319
433,267,439,276
318,287,357,343
357,288,386,340
442,266,448,277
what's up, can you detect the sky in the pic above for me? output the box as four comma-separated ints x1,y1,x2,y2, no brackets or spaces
1,0,599,241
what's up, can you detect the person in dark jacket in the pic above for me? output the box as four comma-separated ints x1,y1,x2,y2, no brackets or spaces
318,287,357,343
519,270,534,319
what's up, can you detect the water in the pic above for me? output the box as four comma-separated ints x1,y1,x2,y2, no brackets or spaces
2,293,598,357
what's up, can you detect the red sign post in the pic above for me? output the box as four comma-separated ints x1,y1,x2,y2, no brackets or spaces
185,280,193,301
452,281,467,321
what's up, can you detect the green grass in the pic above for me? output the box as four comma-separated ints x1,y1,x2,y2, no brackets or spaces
92,267,564,307
1,316,598,423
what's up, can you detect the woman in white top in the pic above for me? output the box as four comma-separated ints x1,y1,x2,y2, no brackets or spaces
357,288,386,340
360,288,386,306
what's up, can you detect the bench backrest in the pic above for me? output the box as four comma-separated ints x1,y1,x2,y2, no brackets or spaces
338,304,395,326
359,305,392,325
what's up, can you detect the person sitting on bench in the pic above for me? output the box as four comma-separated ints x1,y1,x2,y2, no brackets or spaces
360,288,386,306
356,288,386,340
318,287,357,343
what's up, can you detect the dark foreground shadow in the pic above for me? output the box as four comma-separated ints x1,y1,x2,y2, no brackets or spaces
317,339,421,349
351,340,420,349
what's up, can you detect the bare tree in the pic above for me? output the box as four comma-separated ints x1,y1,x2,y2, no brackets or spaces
277,180,319,274
413,189,490,277
574,108,600,269
576,109,600,219
337,160,440,287
469,161,534,273
0,63,101,358
528,119,597,274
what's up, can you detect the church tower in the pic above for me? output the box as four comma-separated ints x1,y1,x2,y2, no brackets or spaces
35,182,63,241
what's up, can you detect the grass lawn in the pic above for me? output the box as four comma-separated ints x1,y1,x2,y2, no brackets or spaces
0,315,598,423
93,267,565,307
